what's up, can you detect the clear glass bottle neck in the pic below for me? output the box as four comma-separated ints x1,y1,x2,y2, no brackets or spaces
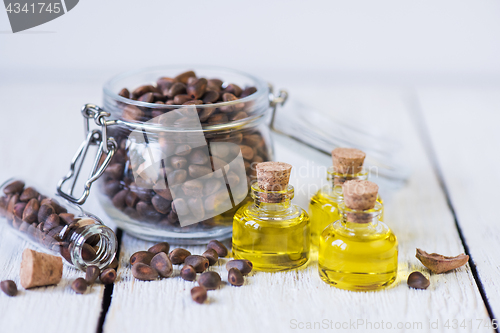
326,166,369,189
339,201,383,226
250,182,294,211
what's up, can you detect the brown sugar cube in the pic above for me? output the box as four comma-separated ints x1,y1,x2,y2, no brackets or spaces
331,148,366,174
343,180,378,211
255,162,292,191
20,249,63,289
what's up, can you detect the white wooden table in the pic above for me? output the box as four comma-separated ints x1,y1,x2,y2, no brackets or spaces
0,76,498,333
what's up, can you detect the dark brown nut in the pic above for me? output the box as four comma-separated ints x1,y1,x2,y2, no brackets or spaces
37,204,55,223
148,242,170,255
150,252,173,278
166,82,187,98
125,191,140,208
82,243,97,262
0,280,18,297
207,240,228,257
43,214,60,232
132,263,158,281
6,193,19,219
171,156,188,169
20,187,39,202
169,248,191,265
130,251,155,266
99,268,117,284
175,70,196,84
173,94,192,105
40,198,66,214
132,84,157,97
22,198,40,223
180,265,197,281
138,92,154,103
181,179,204,197
416,248,469,274
13,202,26,219
191,286,207,304
226,260,253,275
187,78,207,99
407,271,430,290
228,268,244,286
72,277,88,294
188,165,212,179
118,88,130,98
172,198,189,216
188,150,209,165
201,90,219,103
224,84,242,97
151,195,171,214
175,144,192,156
240,86,257,98
202,248,219,266
85,265,100,284
198,271,221,290
184,255,209,273
59,213,76,225
4,180,25,195
122,105,144,122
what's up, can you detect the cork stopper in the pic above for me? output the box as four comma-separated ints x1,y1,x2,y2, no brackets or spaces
332,148,366,174
256,162,292,191
343,180,378,210
20,249,63,289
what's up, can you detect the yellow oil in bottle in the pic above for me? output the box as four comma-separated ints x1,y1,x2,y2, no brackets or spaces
232,183,310,271
318,202,397,291
309,168,384,248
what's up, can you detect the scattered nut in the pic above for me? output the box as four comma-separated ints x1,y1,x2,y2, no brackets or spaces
100,268,117,284
184,255,209,273
191,286,207,304
198,271,221,290
226,259,253,275
130,251,155,266
150,252,173,278
407,271,430,290
228,267,244,286
131,263,158,281
180,265,197,281
416,248,469,274
207,240,228,257
0,280,18,297
169,248,191,265
85,265,100,284
72,277,88,294
202,248,219,266
148,242,170,255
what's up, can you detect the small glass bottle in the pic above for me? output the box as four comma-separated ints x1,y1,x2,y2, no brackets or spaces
232,162,310,271
0,178,117,271
309,147,384,248
318,180,397,291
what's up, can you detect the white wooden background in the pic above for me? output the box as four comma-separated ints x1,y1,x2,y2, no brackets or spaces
0,78,498,333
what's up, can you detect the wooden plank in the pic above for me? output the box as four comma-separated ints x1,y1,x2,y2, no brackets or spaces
0,80,108,333
417,87,500,321
104,88,491,333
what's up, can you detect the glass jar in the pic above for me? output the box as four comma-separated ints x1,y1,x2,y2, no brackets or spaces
0,179,117,271
60,66,285,244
